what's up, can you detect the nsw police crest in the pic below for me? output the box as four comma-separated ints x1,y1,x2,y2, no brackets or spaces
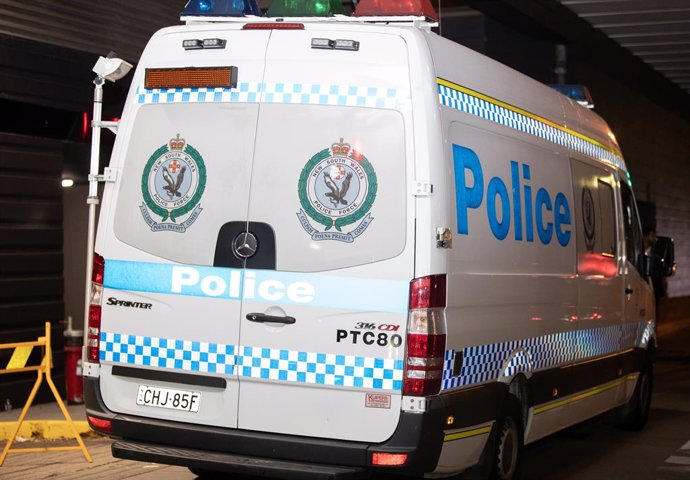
140,134,206,233
297,138,377,243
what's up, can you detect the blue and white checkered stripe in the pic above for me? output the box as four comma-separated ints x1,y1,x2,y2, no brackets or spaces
442,321,648,390
100,332,237,374
638,321,655,348
620,320,654,349
100,332,403,391
621,322,641,350
136,83,408,109
136,83,263,104
237,346,402,389
437,82,626,172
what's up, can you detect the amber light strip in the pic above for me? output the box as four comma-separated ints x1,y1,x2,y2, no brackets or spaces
145,67,237,89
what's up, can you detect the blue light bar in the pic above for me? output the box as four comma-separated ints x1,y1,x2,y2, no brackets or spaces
182,0,261,17
549,84,594,109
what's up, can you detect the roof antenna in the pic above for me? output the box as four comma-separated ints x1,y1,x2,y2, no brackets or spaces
438,0,442,36
555,44,567,84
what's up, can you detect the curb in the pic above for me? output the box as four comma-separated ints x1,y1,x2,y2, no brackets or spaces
0,421,94,441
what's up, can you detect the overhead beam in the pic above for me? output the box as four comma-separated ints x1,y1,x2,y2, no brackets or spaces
452,0,690,120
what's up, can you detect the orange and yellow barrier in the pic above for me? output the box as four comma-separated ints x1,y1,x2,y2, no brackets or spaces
0,322,92,465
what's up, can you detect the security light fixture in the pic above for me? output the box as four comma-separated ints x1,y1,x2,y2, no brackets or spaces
83,53,132,358
92,54,133,83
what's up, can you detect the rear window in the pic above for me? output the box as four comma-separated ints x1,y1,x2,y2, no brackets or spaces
114,102,259,266
113,102,407,272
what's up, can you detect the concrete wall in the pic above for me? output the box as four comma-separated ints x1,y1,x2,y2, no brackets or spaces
62,184,90,331
0,133,66,406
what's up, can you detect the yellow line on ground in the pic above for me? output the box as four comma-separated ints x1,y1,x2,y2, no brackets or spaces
6,446,87,453
0,421,94,441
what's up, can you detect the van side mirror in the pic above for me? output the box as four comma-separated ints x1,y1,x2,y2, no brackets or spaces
647,236,675,277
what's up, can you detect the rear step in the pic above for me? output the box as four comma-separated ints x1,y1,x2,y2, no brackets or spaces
112,440,369,480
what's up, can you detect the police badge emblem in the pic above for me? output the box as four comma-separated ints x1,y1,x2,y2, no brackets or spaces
582,187,596,251
297,138,377,243
140,134,206,233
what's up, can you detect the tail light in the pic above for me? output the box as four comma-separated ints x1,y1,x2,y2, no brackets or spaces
371,452,408,466
404,274,446,396
87,415,112,433
242,22,305,29
87,253,104,363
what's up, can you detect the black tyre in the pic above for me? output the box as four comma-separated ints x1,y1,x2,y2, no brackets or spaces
462,394,524,480
615,362,653,430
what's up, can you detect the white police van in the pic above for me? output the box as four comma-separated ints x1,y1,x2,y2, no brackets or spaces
83,0,675,478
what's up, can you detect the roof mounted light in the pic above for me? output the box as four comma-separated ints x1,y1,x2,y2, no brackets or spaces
183,38,227,50
549,84,595,109
182,0,260,17
242,22,305,29
311,38,360,51
334,39,359,51
353,0,438,21
267,0,344,17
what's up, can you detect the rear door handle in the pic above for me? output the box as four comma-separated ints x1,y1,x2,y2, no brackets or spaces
246,313,296,324
625,287,634,295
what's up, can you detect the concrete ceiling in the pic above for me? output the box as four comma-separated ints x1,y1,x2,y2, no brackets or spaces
455,0,690,120
558,0,690,96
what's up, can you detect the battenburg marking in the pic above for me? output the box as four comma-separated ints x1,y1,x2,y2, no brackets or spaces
140,134,207,233
297,138,377,243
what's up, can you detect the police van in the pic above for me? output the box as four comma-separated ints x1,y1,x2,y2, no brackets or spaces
83,0,675,478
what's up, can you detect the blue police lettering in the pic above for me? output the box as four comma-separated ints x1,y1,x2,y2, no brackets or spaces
453,144,571,246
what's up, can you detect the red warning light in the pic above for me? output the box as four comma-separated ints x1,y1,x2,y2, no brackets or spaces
354,0,438,21
81,112,89,140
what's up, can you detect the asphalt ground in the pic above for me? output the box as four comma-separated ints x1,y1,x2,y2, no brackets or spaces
0,438,186,479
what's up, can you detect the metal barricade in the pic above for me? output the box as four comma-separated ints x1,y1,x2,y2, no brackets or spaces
0,322,92,465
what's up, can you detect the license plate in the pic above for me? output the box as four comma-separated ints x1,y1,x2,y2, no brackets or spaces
136,385,201,412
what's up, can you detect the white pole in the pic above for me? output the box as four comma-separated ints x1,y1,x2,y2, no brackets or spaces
82,77,104,359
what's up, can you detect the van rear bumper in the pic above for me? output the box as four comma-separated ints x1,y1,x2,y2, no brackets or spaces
85,377,504,477
112,440,368,480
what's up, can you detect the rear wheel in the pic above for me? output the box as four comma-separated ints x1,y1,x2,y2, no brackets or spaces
615,361,653,430
462,394,524,480
493,414,520,479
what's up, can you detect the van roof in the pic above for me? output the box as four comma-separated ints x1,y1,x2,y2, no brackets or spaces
181,14,438,27
144,16,627,176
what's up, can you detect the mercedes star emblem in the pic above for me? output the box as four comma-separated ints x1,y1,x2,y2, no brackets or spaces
233,231,258,259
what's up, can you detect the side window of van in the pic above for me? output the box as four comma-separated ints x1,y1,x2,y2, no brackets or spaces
597,180,616,257
571,160,616,276
620,182,645,274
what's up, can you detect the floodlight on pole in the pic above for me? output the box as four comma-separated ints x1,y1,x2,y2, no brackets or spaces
82,53,132,365
92,55,133,83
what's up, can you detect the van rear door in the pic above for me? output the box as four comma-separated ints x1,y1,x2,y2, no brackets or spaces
235,28,414,442
98,29,271,429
